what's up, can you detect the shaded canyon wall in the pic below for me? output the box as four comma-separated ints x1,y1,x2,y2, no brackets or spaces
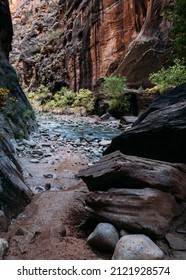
0,0,35,225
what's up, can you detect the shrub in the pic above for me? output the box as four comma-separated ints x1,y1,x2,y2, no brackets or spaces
56,88,76,106
104,76,129,117
104,76,128,97
0,88,9,110
73,89,94,113
149,59,186,93
26,85,53,109
27,85,94,113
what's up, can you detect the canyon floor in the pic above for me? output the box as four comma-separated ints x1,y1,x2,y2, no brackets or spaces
2,113,117,260
1,113,186,260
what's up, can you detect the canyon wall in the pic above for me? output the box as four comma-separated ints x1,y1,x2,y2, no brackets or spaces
10,0,171,91
0,0,35,226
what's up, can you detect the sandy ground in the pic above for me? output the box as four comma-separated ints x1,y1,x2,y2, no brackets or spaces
3,153,109,260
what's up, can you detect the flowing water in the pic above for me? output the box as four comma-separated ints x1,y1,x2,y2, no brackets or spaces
39,119,123,141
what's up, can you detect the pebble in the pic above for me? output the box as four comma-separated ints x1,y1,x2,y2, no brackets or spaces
30,159,40,163
35,187,45,193
43,174,54,178
23,139,37,147
32,149,44,156
119,229,130,238
92,150,100,157
99,140,111,147
16,146,24,151
45,183,51,190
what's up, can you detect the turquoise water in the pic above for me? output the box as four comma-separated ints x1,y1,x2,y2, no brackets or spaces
39,120,122,141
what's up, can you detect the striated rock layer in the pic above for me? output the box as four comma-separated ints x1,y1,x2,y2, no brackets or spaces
78,84,186,238
10,0,171,91
0,0,35,225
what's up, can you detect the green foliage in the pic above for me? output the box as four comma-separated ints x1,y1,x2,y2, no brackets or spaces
149,59,186,93
104,76,129,117
44,88,76,109
73,89,94,113
0,87,9,109
163,0,186,57
27,85,94,113
34,85,53,104
104,76,128,97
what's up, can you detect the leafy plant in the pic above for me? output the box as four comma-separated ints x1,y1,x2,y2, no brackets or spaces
149,59,186,93
104,76,128,97
104,76,129,117
73,89,94,113
27,85,94,113
0,88,9,110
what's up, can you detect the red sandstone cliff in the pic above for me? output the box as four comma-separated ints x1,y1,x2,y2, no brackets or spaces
10,0,172,91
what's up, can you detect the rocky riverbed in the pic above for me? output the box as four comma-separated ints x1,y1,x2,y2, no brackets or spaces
1,112,186,260
15,113,124,194
0,113,125,260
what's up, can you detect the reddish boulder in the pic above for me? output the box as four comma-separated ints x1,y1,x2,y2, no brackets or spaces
85,188,181,237
78,151,186,200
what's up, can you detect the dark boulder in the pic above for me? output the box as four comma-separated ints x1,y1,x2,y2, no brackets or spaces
104,84,186,163
78,151,186,200
85,188,182,238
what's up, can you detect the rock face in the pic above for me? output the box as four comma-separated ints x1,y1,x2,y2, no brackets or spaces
104,84,186,163
10,0,171,91
85,187,181,237
78,151,186,200
78,84,186,238
0,0,34,223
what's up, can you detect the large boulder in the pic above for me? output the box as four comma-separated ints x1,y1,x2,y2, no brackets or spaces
112,234,164,260
78,151,186,200
87,223,119,253
85,188,181,237
104,84,186,163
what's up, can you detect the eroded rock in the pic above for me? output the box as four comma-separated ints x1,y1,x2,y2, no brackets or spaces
85,188,181,237
78,151,186,200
